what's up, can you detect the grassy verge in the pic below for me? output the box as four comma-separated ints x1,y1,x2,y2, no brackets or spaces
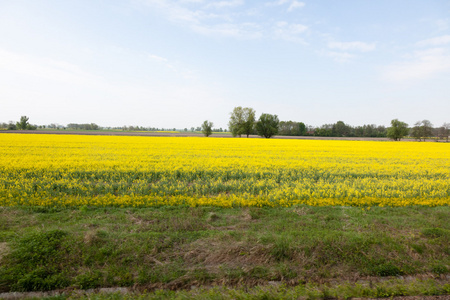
0,205,449,298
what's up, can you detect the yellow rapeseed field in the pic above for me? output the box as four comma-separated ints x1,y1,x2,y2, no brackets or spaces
1,133,449,207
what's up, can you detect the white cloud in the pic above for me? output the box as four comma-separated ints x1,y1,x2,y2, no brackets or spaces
266,0,305,12
325,51,354,63
328,41,376,52
287,1,305,12
140,0,263,39
148,53,187,75
266,0,289,5
416,35,450,47
148,54,168,63
273,21,308,42
382,48,450,82
192,22,262,39
178,0,204,3
139,0,311,41
206,0,243,9
141,0,202,24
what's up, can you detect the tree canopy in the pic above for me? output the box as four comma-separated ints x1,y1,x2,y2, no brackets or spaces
201,120,213,137
387,119,409,141
411,120,433,141
16,116,29,130
256,113,279,138
228,107,256,137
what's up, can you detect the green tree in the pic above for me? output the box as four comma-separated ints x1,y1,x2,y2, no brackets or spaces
16,116,30,130
332,121,351,137
7,122,17,130
297,122,307,136
228,107,244,137
387,119,409,141
411,120,433,141
241,108,256,137
256,113,279,138
201,120,213,137
411,121,422,141
228,107,255,137
443,123,450,142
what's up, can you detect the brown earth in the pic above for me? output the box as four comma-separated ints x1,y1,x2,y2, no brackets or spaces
1,288,449,299
0,130,395,141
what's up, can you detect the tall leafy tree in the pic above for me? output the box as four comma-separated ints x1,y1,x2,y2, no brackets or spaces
201,120,213,137
241,107,256,137
256,113,279,138
228,107,255,137
411,121,423,141
443,123,450,142
332,121,351,137
228,107,244,137
297,122,307,136
411,120,433,141
387,119,409,141
16,116,29,130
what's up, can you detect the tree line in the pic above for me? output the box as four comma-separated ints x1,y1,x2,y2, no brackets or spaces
2,114,449,142
0,116,37,130
202,107,280,138
201,107,449,141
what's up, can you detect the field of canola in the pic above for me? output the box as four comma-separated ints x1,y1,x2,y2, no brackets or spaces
1,133,449,207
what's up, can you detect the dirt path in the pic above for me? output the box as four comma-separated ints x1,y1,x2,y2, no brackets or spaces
1,288,449,299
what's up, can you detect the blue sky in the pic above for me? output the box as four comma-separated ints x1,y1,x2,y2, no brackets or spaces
1,0,449,129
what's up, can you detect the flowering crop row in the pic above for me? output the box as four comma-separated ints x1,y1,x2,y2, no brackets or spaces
1,134,449,207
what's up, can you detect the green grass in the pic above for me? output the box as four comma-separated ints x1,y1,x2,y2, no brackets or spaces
0,205,449,298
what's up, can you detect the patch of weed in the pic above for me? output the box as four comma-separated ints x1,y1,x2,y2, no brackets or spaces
431,264,448,275
247,266,269,279
75,271,103,289
371,261,404,277
411,243,425,254
190,268,215,283
0,229,73,292
422,227,449,238
270,237,294,261
275,264,298,280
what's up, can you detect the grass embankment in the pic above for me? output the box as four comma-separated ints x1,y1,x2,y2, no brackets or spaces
0,206,449,299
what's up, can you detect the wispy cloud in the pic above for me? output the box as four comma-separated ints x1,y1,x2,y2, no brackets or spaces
323,40,375,63
324,51,354,63
382,48,450,82
140,0,262,39
147,53,197,79
192,22,262,39
148,54,168,63
328,41,376,52
267,0,290,5
416,35,450,47
288,1,305,12
273,21,308,42
206,0,244,9
141,0,203,24
139,0,309,41
266,0,305,12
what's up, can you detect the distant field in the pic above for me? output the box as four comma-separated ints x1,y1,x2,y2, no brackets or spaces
1,133,449,208
2,129,390,139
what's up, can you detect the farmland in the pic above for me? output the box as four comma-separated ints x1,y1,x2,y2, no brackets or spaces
1,133,449,208
0,133,449,298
